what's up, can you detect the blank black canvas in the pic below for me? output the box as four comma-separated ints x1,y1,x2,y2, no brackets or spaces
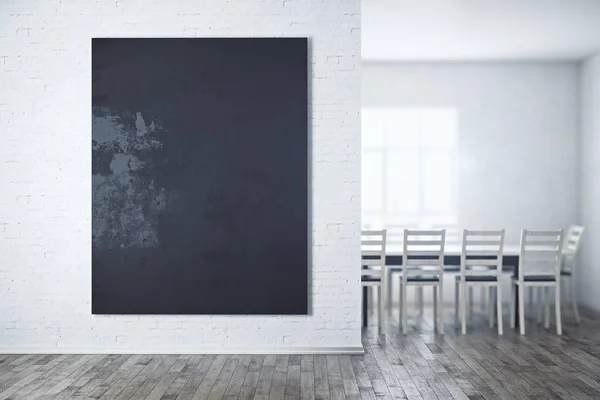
92,38,308,314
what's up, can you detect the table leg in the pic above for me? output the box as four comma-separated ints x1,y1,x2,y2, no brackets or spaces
514,266,520,327
363,286,368,327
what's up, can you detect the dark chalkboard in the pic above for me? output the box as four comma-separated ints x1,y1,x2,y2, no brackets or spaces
92,38,308,314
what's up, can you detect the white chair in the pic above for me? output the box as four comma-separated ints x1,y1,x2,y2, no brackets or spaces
510,229,563,335
531,225,585,325
433,224,487,313
400,229,445,335
454,229,505,335
561,225,585,323
385,223,419,311
361,230,387,333
427,225,461,315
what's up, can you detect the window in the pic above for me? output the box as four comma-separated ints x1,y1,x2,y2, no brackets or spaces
361,108,458,230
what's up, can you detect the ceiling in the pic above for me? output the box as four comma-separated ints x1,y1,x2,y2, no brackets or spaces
362,0,600,61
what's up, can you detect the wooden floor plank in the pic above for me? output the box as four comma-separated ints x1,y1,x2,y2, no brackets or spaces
223,362,248,398
71,354,131,398
130,354,180,400
0,355,45,384
86,354,144,399
54,354,121,400
96,355,153,399
300,370,315,400
338,355,360,400
38,354,107,400
145,355,191,400
301,355,314,373
284,360,301,398
268,355,288,400
176,355,215,400
326,355,346,400
349,355,371,390
0,354,75,399
14,355,92,399
191,355,228,400
160,355,204,400
205,355,238,400
313,355,329,400
253,355,275,400
114,355,165,400
238,355,264,400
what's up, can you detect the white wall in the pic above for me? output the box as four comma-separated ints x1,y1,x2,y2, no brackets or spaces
364,62,580,305
579,54,600,312
0,0,361,353
364,62,580,245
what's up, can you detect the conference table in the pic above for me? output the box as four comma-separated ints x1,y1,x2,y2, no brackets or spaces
363,245,522,328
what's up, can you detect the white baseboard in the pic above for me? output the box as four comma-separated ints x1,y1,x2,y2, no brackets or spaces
0,346,364,355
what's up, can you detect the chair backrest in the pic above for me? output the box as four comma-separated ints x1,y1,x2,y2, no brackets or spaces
385,223,419,252
562,225,585,256
460,229,505,277
402,229,445,278
361,230,387,277
518,229,563,282
430,224,462,246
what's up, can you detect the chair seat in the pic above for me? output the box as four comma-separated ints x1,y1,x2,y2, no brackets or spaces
406,276,439,282
512,275,556,283
361,275,381,282
455,275,498,282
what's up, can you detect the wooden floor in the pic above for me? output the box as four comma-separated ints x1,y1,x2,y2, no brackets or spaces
1,306,599,400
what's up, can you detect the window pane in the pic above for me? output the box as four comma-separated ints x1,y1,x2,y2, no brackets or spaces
386,152,419,216
386,109,419,147
362,152,383,212
420,109,458,148
422,152,453,213
362,108,384,148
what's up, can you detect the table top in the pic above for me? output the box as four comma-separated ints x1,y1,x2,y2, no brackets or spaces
385,244,522,256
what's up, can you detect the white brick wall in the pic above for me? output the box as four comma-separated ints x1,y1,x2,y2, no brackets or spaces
0,0,362,353
579,53,600,313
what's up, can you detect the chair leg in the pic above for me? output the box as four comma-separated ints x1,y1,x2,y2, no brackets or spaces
510,282,516,329
363,286,368,327
377,286,383,333
381,279,387,336
531,287,535,321
468,286,474,319
398,280,403,326
402,280,408,335
461,282,467,335
433,286,438,332
519,285,526,335
544,287,550,329
480,286,487,312
555,283,562,335
488,286,494,328
497,284,503,335
537,288,543,324
414,287,418,314
571,276,580,324
439,283,445,335
528,287,534,313
454,279,459,327
387,271,393,312
417,287,424,316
